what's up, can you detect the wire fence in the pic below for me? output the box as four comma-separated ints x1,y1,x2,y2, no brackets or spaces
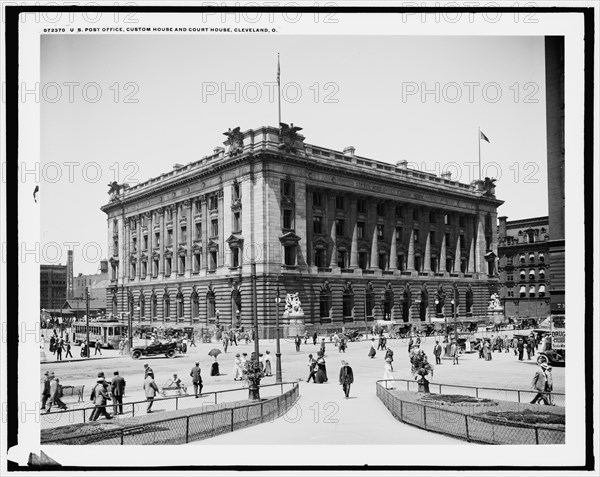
376,381,564,445
41,381,295,430
381,378,565,407
42,382,299,445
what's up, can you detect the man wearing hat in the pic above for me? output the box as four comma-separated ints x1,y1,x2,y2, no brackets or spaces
90,375,112,421
531,362,553,405
45,374,67,413
190,361,202,398
41,371,53,410
338,360,354,398
143,363,154,379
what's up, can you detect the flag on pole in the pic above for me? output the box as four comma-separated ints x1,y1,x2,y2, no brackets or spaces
480,131,490,143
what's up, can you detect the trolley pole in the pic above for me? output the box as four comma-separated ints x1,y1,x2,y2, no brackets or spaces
251,262,260,359
85,286,90,359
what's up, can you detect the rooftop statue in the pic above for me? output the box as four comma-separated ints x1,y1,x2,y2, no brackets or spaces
278,122,303,153
223,126,244,156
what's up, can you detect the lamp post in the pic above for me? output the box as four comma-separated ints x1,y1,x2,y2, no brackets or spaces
215,309,220,331
451,299,458,343
275,276,282,383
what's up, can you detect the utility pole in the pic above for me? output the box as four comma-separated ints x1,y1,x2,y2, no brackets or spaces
251,262,260,360
275,276,282,383
85,286,90,359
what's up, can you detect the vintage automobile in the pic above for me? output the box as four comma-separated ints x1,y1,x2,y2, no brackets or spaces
130,341,183,360
536,349,566,367
342,329,363,342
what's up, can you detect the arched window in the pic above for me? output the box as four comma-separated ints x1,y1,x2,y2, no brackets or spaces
539,268,546,279
176,290,184,321
365,283,375,320
520,269,526,280
207,288,216,321
529,285,536,297
191,290,199,320
539,252,545,262
529,253,535,262
139,293,145,320
519,286,526,298
529,269,536,280
151,293,157,319
538,285,546,297
319,282,332,322
164,293,171,318
519,254,526,263
342,282,354,321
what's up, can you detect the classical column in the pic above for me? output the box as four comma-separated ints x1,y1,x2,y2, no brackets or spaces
349,196,359,268
475,214,487,274
389,228,397,270
201,195,209,271
185,200,192,275
158,208,165,278
407,228,415,271
369,202,379,269
306,189,314,267
124,218,131,280
326,194,336,267
218,189,225,268
136,216,142,279
423,230,431,272
387,203,397,270
453,235,462,274
439,232,446,273
118,217,125,283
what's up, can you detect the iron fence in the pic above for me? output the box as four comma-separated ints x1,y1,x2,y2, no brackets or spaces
380,378,565,407
42,382,299,445
41,381,295,429
376,381,564,445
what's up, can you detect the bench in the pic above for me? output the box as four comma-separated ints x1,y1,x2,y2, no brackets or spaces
60,385,85,402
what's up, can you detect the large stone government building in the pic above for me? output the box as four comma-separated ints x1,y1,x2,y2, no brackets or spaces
101,125,503,336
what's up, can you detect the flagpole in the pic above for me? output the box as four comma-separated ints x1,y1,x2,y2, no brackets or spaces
277,53,281,126
478,126,482,181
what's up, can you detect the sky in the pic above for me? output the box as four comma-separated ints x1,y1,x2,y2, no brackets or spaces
41,34,549,274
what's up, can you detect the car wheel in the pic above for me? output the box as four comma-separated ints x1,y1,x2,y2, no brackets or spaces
536,354,549,366
132,350,142,360
166,349,176,358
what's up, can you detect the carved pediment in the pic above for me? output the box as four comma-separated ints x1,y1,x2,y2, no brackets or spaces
279,231,301,246
226,234,244,247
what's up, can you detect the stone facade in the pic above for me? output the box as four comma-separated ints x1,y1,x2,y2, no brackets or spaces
101,125,503,335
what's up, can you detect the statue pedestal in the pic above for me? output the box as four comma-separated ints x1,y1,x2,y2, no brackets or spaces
486,309,504,325
284,314,306,339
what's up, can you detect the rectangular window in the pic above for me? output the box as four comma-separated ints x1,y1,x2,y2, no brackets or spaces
179,256,186,274
313,216,323,234
377,224,384,239
358,251,368,270
395,227,402,241
155,232,160,247
232,248,240,268
195,223,202,240
153,259,159,277
209,195,218,211
193,253,200,272
167,229,173,246
397,255,405,271
376,203,385,216
284,246,296,266
233,182,241,200
413,229,419,243
429,211,436,223
507,256,513,265
507,274,514,281
283,209,293,229
314,249,325,268
165,257,172,276
211,219,219,237
313,191,322,207
113,239,119,256
337,250,346,268
336,219,345,236
141,261,147,278
180,226,187,243
395,204,403,217
357,222,365,239
195,200,202,214
336,196,345,210
413,209,419,221
282,181,294,197
132,237,137,252
444,214,450,225
378,253,387,270
209,251,217,270
357,199,367,214
459,215,466,227
460,234,465,249
445,233,450,247
233,212,241,232
430,231,435,245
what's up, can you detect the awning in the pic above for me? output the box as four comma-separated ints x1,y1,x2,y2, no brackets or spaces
538,285,546,293
519,286,526,293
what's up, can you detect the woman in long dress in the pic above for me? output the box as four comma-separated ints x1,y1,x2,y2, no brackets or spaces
383,357,395,389
263,350,272,376
232,354,243,381
368,339,377,358
316,355,328,383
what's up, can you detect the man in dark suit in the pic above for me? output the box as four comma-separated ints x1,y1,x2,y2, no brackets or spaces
517,339,525,361
190,362,203,398
433,341,443,365
111,371,126,415
338,360,354,398
306,354,317,383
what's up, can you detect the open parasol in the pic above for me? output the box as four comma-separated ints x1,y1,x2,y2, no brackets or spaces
208,348,222,358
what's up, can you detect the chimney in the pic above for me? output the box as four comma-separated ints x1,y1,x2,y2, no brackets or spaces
498,216,508,238
343,146,355,156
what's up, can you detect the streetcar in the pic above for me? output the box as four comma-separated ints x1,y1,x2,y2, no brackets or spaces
72,319,128,349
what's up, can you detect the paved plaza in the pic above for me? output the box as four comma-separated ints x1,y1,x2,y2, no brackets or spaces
40,330,564,444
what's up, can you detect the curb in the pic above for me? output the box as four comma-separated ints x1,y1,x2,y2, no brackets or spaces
41,355,122,365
